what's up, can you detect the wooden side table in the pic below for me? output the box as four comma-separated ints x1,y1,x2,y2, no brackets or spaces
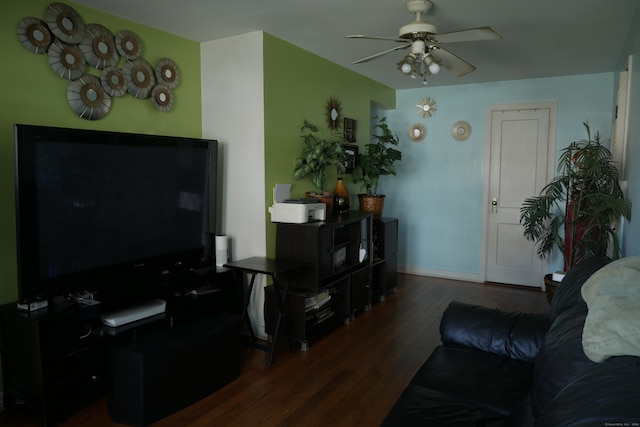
224,257,307,364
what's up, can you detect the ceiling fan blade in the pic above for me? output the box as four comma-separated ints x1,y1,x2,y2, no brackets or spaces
345,34,406,43
432,27,502,44
431,47,475,76
352,44,410,64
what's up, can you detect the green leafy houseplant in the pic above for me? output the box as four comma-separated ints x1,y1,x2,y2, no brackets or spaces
352,116,402,195
293,120,346,194
520,122,631,271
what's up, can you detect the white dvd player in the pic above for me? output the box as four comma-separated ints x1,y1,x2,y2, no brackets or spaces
101,299,166,327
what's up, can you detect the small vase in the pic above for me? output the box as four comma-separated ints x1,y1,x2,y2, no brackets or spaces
333,178,351,213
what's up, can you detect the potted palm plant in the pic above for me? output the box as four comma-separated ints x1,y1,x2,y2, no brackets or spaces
293,120,346,213
520,122,631,300
352,116,402,219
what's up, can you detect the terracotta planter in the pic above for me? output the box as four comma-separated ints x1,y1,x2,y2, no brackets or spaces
358,194,385,219
306,191,333,216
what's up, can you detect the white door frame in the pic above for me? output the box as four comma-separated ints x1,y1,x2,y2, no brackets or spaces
480,101,558,283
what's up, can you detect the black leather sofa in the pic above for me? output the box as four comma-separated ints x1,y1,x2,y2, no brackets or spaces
382,256,640,426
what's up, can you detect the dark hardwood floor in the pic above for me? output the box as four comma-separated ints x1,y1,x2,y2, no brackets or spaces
0,273,549,427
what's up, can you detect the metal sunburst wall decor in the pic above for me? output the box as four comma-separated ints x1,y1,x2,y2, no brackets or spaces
67,73,111,120
326,97,342,131
408,123,426,142
416,97,437,118
17,17,53,54
17,2,181,120
80,23,119,70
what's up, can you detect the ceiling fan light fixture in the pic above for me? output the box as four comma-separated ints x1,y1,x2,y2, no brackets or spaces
423,54,440,74
348,0,500,85
397,53,417,75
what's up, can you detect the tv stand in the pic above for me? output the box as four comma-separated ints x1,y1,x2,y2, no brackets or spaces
0,267,241,426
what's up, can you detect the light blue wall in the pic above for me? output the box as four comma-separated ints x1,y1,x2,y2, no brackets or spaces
379,73,616,277
619,5,640,256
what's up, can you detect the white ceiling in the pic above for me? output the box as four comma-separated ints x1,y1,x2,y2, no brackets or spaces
71,0,638,90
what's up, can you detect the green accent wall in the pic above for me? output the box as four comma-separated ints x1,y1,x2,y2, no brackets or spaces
0,1,202,305
262,33,395,257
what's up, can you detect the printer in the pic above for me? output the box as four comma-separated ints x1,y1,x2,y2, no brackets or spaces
268,184,326,223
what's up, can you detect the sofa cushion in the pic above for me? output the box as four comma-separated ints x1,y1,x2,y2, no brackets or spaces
535,356,640,426
531,303,595,419
380,385,505,427
440,302,549,363
581,256,640,362
410,345,535,416
549,256,610,322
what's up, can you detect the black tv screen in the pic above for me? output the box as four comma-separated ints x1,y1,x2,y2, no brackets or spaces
14,124,217,304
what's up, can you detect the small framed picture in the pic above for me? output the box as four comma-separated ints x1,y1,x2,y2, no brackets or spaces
344,117,357,142
342,144,358,173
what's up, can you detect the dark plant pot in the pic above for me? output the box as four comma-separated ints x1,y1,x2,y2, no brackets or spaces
358,194,385,219
544,273,560,305
306,191,333,216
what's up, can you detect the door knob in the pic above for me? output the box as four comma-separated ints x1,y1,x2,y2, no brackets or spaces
491,197,498,213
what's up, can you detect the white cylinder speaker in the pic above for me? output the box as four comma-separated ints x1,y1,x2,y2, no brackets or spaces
215,235,229,267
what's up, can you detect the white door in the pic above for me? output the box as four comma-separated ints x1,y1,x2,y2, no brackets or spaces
485,103,556,287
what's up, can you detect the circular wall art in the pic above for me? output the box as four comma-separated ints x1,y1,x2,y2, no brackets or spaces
408,123,426,142
48,40,86,80
16,6,183,119
45,2,85,44
155,58,180,89
123,58,156,99
452,121,472,141
115,30,141,60
151,84,173,112
100,66,126,97
326,97,342,130
67,73,112,120
80,23,119,70
416,97,437,118
17,17,53,54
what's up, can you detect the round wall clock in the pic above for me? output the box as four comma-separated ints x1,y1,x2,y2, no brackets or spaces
416,97,437,118
326,97,342,131
452,121,471,141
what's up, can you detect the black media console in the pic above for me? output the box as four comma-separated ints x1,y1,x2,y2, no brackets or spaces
0,267,242,426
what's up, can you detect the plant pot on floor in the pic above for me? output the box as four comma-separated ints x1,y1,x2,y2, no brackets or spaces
543,273,561,305
358,194,385,219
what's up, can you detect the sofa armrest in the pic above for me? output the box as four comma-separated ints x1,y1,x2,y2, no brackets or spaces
439,301,550,363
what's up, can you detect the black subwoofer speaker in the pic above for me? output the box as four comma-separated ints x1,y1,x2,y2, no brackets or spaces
108,312,242,426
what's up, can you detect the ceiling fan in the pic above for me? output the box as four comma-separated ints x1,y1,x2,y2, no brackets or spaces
346,0,502,84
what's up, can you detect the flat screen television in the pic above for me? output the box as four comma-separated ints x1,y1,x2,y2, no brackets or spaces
13,124,218,306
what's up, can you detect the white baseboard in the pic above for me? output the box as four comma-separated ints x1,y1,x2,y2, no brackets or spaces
398,265,484,283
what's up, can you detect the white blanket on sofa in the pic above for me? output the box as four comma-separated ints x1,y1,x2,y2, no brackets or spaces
581,256,640,363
